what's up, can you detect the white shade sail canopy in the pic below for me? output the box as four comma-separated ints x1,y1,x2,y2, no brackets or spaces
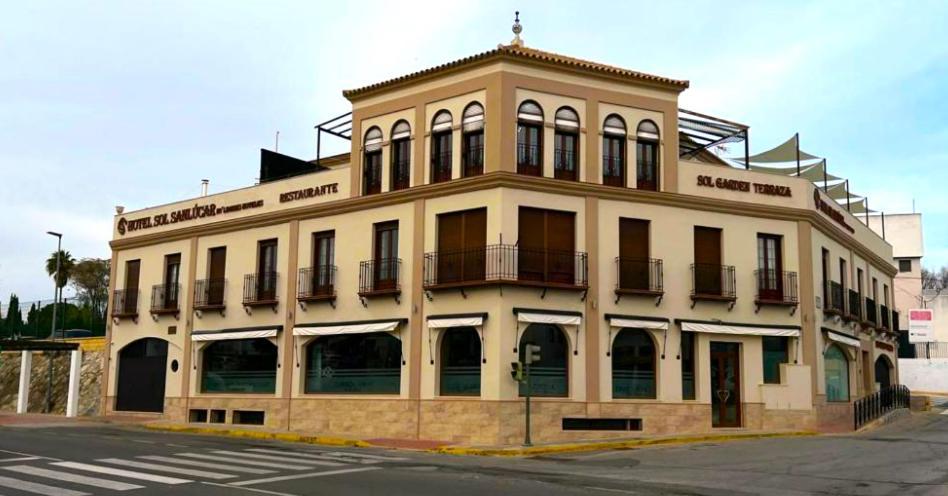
516,310,582,326
427,315,485,328
607,317,668,330
294,320,403,337
192,327,280,342
678,320,800,337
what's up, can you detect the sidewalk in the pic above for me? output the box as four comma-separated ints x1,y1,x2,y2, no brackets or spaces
0,412,156,427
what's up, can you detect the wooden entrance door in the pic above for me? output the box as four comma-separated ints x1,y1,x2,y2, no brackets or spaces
207,247,226,305
710,342,742,428
694,227,722,295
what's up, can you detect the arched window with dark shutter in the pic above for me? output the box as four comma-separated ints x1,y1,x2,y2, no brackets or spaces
518,324,568,397
516,101,543,176
430,111,453,183
602,114,626,187
461,103,485,177
362,126,383,195
390,120,411,191
201,338,278,394
611,329,656,399
553,106,579,181
305,332,401,394
636,120,660,191
440,326,481,396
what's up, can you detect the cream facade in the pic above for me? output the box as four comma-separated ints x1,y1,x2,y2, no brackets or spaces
104,43,899,444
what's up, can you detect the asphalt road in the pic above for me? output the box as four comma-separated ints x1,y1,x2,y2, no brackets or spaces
1,411,948,496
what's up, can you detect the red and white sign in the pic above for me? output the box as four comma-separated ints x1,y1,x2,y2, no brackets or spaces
908,309,934,343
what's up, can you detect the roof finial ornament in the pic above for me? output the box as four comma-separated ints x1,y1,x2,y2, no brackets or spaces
510,11,523,47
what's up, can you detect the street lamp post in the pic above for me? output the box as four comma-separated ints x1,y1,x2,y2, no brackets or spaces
46,231,62,414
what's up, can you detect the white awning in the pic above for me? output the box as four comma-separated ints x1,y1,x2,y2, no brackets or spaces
679,321,800,337
516,311,581,326
607,317,668,330
427,315,485,328
293,320,402,337
826,330,860,348
191,328,279,342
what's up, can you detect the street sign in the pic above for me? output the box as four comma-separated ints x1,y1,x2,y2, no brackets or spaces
908,309,934,343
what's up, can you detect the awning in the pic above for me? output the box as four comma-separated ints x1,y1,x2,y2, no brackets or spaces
191,327,280,342
606,315,668,330
825,330,860,348
427,313,487,328
677,320,800,337
293,319,405,337
514,308,582,326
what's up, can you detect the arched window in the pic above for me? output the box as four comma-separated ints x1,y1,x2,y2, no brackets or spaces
362,127,383,195
602,114,626,187
874,355,893,389
431,111,453,184
440,326,481,396
612,329,656,399
305,332,401,394
518,324,568,397
516,101,543,176
636,120,660,191
390,120,411,191
461,103,485,177
824,344,849,402
553,107,580,181
201,338,278,393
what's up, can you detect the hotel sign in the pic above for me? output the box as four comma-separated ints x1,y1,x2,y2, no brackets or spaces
696,175,792,197
813,190,855,233
117,200,265,236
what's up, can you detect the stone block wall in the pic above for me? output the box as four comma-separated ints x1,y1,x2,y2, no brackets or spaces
0,349,102,416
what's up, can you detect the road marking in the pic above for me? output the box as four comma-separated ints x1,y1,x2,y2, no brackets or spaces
0,456,42,463
210,450,345,467
139,455,276,474
3,465,143,491
175,453,312,470
243,448,352,462
97,458,237,480
324,451,407,461
51,462,192,485
230,467,381,486
0,474,89,495
940,409,948,415
243,448,404,464
202,481,299,496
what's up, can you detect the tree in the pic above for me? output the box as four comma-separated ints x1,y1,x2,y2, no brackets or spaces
70,258,110,333
3,294,22,339
922,266,948,292
45,250,76,291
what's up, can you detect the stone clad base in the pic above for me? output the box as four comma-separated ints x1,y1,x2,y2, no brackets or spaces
107,396,852,446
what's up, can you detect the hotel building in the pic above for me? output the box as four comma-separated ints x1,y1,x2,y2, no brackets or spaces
104,32,901,443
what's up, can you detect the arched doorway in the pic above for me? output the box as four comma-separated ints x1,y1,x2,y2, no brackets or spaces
440,327,481,396
115,338,169,412
824,344,850,402
875,355,893,389
518,324,569,397
612,328,657,399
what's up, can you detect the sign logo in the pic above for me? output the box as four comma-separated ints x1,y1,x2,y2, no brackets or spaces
117,217,127,235
908,308,934,343
813,189,855,233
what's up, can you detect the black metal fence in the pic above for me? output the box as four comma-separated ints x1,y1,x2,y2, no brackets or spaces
880,305,890,330
602,156,624,187
423,244,588,289
243,272,278,304
848,289,862,320
431,151,452,183
826,281,845,314
691,263,736,299
854,384,910,430
462,145,484,176
754,269,798,304
553,149,578,181
150,284,180,313
516,143,541,176
615,258,663,293
111,289,139,317
865,297,877,325
298,265,336,300
194,278,226,308
360,258,402,295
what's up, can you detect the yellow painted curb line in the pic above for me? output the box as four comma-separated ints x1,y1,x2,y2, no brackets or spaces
433,431,819,457
143,423,372,448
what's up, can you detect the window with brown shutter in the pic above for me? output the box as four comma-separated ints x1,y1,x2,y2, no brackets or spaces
436,208,487,285
618,218,650,291
374,221,399,290
693,226,722,295
518,207,575,284
207,247,226,306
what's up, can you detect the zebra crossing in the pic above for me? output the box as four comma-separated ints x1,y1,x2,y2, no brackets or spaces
0,446,406,494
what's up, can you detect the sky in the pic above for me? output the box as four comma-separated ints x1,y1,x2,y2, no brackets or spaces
1,0,947,303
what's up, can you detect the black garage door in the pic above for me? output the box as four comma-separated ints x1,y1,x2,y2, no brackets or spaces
115,338,168,413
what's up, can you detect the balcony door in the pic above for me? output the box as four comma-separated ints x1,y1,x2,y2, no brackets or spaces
257,239,278,301
312,231,335,296
374,221,399,290
518,207,575,285
124,260,140,313
619,218,650,291
437,208,486,285
757,234,783,301
207,247,226,305
694,226,722,295
163,254,181,309
711,342,742,427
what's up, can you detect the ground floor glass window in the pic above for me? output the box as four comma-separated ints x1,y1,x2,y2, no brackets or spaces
440,327,481,396
824,344,849,402
612,328,657,399
762,336,789,384
519,324,568,397
681,331,696,400
305,332,401,394
201,338,277,393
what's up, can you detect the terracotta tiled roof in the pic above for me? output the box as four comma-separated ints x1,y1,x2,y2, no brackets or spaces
342,44,689,99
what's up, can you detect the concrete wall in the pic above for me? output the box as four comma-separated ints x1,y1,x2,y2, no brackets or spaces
898,358,948,394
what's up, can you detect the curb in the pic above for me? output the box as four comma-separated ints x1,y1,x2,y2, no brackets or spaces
142,424,372,448
433,431,819,457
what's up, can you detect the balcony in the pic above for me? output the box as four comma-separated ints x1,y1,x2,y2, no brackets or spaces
111,289,139,320
614,258,663,304
431,151,452,183
553,149,578,181
690,264,737,308
864,297,877,327
879,304,890,331
892,310,901,333
149,284,180,317
824,281,845,316
517,143,541,176
754,270,798,313
462,145,484,177
298,265,337,306
193,278,226,314
602,156,624,187
359,258,402,302
846,289,862,322
423,244,588,296
243,272,279,310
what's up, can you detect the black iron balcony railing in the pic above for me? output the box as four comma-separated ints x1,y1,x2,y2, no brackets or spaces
602,156,625,187
150,284,180,314
880,304,890,330
847,289,862,321
854,384,910,430
553,149,578,181
391,159,411,191
615,257,663,295
422,244,588,290
431,151,452,183
360,258,402,296
298,265,336,301
691,264,737,300
111,289,139,318
865,297,877,326
825,281,845,315
893,310,901,332
462,145,484,177
516,143,542,176
243,272,278,306
194,278,226,309
754,270,798,306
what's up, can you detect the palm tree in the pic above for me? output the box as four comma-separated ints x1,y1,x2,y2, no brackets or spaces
45,249,76,290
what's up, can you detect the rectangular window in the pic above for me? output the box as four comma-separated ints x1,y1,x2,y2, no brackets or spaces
518,207,576,285
898,259,912,273
391,138,411,190
462,131,484,177
857,268,864,298
756,234,783,301
431,132,452,183
162,253,181,309
201,338,277,394
883,283,889,307
436,208,487,284
516,123,542,176
553,131,578,181
602,135,625,187
693,226,722,295
636,140,659,191
374,221,399,290
839,259,847,293
207,246,226,306
125,259,141,291
311,231,335,296
121,259,141,314
762,336,789,384
681,331,696,400
255,239,278,301
363,150,382,195
821,248,830,304
872,277,878,301
618,218,650,291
